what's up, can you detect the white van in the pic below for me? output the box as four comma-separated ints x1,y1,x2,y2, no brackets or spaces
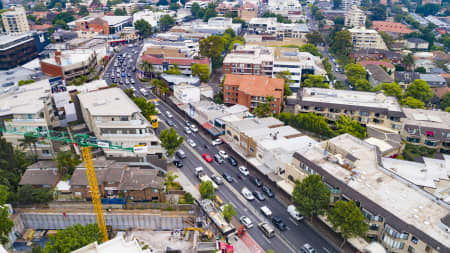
260,205,272,217
287,205,304,221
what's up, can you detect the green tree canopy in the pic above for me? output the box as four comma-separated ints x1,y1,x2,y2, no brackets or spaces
275,71,293,96
199,181,215,199
55,151,81,177
133,97,158,118
160,15,175,31
330,30,352,57
375,82,403,99
114,8,127,16
369,5,387,21
43,224,103,253
199,35,226,69
222,203,237,222
405,79,433,103
402,53,415,70
203,8,217,22
191,64,210,82
298,44,321,57
292,175,330,221
134,19,153,38
160,128,184,158
253,96,274,118
164,65,182,75
0,185,14,245
335,115,367,139
79,6,89,17
401,96,425,109
169,2,180,11
345,63,367,85
327,200,368,247
378,31,394,49
440,93,450,110
16,185,53,204
354,79,372,91
303,75,329,88
306,31,324,45
278,112,335,138
416,3,440,16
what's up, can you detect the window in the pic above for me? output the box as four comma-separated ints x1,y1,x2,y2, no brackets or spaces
288,175,294,182
408,246,415,253
411,236,418,244
249,147,254,153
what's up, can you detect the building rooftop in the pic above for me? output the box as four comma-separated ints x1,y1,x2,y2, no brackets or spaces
41,50,95,67
371,21,413,34
78,87,141,116
19,167,59,186
299,88,403,116
223,45,274,65
394,71,420,84
71,237,150,253
402,108,450,130
224,74,284,99
0,32,34,49
365,64,393,84
229,117,284,132
161,74,200,86
420,73,446,84
119,167,163,190
296,134,450,250
99,15,132,26
0,79,50,116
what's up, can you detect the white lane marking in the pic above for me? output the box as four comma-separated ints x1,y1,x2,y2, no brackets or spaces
289,218,299,226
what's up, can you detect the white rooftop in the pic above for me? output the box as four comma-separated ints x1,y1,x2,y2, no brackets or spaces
67,80,108,94
101,16,132,26
71,237,150,253
41,50,94,67
403,108,450,130
0,79,50,116
301,88,403,113
303,134,450,248
78,87,141,116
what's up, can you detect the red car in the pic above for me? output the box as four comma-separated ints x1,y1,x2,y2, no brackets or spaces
202,153,213,163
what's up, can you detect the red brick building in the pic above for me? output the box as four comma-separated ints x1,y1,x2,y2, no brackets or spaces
74,17,109,35
223,74,284,114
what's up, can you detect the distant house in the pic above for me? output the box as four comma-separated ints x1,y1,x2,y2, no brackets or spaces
406,38,429,50
360,60,395,74
365,64,393,87
420,74,447,88
394,71,420,89
19,161,60,188
372,21,413,37
350,49,402,64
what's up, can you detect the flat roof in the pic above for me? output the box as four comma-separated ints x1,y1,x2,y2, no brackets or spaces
402,108,450,130
0,79,50,116
0,32,34,47
99,16,132,26
78,87,141,116
300,88,402,113
299,134,450,250
41,50,94,67
72,237,149,253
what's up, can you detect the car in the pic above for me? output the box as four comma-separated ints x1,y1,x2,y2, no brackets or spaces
211,175,223,185
241,187,254,201
184,127,192,134
227,156,237,166
131,79,135,84
173,160,183,168
301,244,317,253
121,73,126,77
132,67,137,72
262,185,274,198
218,150,228,159
249,176,262,187
202,153,213,163
127,73,131,77
190,125,198,132
214,154,224,164
187,138,196,147
260,205,272,217
185,121,191,127
222,172,233,183
252,191,265,201
240,216,253,228
287,205,304,221
166,111,173,118
176,150,186,159
166,119,175,127
212,138,223,146
239,166,249,176
272,216,287,231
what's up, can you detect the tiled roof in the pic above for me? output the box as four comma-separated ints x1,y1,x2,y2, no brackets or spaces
224,74,284,99
141,55,210,66
19,168,59,186
372,21,413,34
359,60,395,69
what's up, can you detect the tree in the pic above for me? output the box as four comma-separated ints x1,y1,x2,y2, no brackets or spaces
379,31,394,50
79,6,89,17
369,5,386,21
275,71,293,96
19,135,38,161
354,79,372,91
253,96,274,118
114,8,127,16
199,35,225,69
345,63,367,85
203,8,217,22
402,53,414,71
55,151,81,177
335,115,367,139
303,75,329,88
156,0,168,5
327,200,368,247
133,97,158,118
183,192,194,204
134,19,153,38
405,79,433,103
164,171,178,190
109,83,118,88
43,224,103,253
278,112,335,138
401,96,425,109
16,185,53,204
169,2,180,11
414,67,426,74
199,181,215,199
298,44,321,57
164,65,182,75
140,60,154,78
330,30,352,58
124,88,135,98
376,82,403,99
160,128,184,158
0,138,31,193
440,93,450,110
222,203,237,222
160,15,175,31
191,64,210,82
292,175,330,221
0,185,13,245
190,3,201,18
306,31,324,45
416,3,440,16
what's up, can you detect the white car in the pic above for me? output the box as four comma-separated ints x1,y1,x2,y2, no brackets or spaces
218,150,228,159
239,166,249,176
240,216,253,228
190,125,198,132
166,111,173,118
187,138,196,147
212,138,223,146
184,127,192,135
241,187,254,201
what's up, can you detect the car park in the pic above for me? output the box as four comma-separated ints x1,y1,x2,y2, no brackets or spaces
241,187,254,200
187,138,196,147
262,185,274,198
249,176,262,187
202,153,213,163
301,244,317,253
184,127,192,134
190,125,198,132
252,191,265,201
222,172,233,183
240,216,253,228
211,175,223,185
212,138,223,146
173,160,183,168
214,154,224,164
272,216,287,231
218,150,228,159
227,156,237,166
239,166,249,176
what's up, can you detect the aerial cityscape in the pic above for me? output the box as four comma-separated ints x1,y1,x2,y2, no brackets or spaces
0,0,449,252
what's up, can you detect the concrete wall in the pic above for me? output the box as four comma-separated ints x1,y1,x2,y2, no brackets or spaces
21,212,189,230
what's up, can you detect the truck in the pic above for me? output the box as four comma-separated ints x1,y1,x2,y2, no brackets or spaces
195,167,218,189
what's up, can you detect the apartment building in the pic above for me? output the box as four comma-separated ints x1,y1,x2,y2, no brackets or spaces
247,17,309,38
0,79,53,159
40,50,98,81
341,0,361,10
248,18,278,35
292,134,449,253
349,28,387,50
74,17,109,35
1,6,29,34
77,87,163,158
240,2,258,22
133,9,175,29
268,0,304,21
295,88,405,132
140,54,210,76
223,74,284,114
344,5,366,28
112,3,137,15
401,108,450,154
143,39,199,58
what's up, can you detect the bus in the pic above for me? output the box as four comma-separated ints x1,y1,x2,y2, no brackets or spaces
149,115,158,129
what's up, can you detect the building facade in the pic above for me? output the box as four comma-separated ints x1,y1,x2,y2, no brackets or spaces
0,32,49,70
1,6,29,34
40,50,98,81
349,28,387,50
344,5,366,28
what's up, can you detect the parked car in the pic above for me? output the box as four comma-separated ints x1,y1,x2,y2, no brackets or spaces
240,216,253,228
218,150,228,159
239,166,249,176
301,244,317,253
187,138,196,147
252,191,265,201
262,185,274,198
185,121,191,127
202,153,213,163
249,176,262,187
190,125,198,132
258,222,275,238
176,150,186,159
222,172,233,183
287,205,304,221
214,154,224,164
166,119,175,127
260,205,272,217
166,111,173,118
212,138,223,146
227,156,238,166
241,187,254,201
211,175,223,185
272,216,287,231
173,160,183,168
184,127,192,135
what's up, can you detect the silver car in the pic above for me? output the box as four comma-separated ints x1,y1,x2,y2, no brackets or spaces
187,138,196,147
